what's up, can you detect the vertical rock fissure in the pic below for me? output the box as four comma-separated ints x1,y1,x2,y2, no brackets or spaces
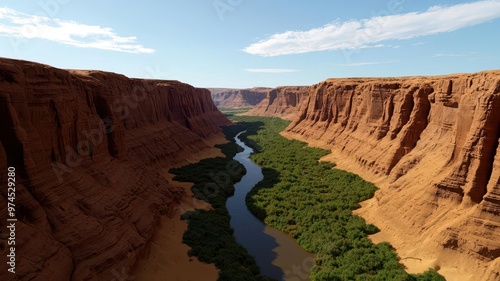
341,90,354,127
469,95,500,203
486,129,500,195
447,80,453,96
387,87,432,175
390,90,415,139
0,101,26,176
92,95,119,158
378,94,394,140
50,99,62,128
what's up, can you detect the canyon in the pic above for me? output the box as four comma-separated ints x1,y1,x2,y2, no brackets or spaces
209,87,270,108
250,71,500,281
0,58,231,281
245,86,310,120
1,56,499,281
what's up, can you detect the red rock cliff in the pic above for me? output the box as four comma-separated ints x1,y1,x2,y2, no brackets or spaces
280,71,500,280
0,58,231,281
209,87,270,108
245,86,310,120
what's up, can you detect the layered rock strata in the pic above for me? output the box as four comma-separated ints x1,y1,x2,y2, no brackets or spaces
279,71,500,280
0,58,231,281
209,87,270,108
245,86,310,120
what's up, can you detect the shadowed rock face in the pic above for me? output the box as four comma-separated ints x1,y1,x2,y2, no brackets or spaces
245,86,310,120
279,71,500,280
209,87,270,108
0,58,231,281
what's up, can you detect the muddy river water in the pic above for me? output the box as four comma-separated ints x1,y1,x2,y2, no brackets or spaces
226,131,314,281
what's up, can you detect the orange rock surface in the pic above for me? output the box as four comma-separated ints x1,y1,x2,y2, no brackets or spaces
0,58,231,281
276,71,500,280
245,86,310,120
209,87,270,108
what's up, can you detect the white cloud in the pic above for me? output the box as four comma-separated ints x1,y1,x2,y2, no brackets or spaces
434,53,466,57
0,7,154,54
412,42,426,46
335,61,396,67
244,68,299,73
244,0,500,56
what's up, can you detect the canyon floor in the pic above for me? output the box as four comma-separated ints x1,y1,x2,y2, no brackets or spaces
134,135,227,281
1,57,498,281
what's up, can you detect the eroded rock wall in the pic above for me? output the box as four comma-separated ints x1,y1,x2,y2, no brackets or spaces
0,58,231,281
280,71,500,280
245,86,310,120
210,87,270,108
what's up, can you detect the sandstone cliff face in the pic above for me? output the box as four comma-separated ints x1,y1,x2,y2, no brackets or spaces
244,86,310,120
209,87,270,108
280,71,500,280
0,58,231,281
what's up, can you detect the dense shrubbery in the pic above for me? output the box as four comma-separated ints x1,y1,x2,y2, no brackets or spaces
170,125,276,281
170,114,444,281
219,108,252,118
230,116,445,281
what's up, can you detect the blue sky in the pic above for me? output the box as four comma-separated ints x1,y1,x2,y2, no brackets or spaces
0,0,499,88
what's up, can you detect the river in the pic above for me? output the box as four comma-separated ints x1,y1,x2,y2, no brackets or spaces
226,131,314,281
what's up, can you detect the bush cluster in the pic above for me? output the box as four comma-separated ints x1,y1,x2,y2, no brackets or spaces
231,116,445,281
170,124,276,281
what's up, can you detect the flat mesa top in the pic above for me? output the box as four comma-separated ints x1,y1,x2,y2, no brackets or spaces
324,70,500,84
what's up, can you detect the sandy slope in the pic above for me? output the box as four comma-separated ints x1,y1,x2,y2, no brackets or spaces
134,135,227,281
133,176,218,281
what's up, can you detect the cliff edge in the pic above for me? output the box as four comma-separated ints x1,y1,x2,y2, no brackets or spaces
244,86,310,120
209,87,270,108
280,71,500,281
0,58,231,281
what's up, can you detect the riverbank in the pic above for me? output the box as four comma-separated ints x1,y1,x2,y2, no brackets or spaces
228,131,314,280
134,115,446,280
232,116,445,281
133,135,226,281
133,176,218,281
166,125,276,281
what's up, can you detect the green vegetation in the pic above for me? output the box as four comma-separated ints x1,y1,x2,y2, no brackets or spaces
218,107,251,117
169,125,276,281
171,113,445,281
229,116,445,281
